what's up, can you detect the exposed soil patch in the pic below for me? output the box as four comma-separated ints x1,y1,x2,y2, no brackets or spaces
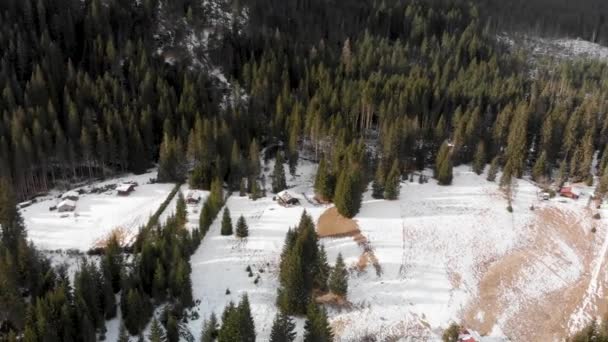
463,206,608,341
317,207,360,237
317,206,383,276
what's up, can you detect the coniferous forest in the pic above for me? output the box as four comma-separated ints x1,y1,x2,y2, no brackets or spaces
1,0,608,340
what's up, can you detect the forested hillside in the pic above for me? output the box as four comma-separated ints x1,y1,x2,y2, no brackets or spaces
1,0,608,340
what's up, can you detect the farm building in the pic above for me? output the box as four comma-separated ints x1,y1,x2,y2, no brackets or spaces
277,190,300,207
117,183,136,196
458,329,481,342
559,186,580,199
186,191,202,204
57,199,76,212
61,191,79,201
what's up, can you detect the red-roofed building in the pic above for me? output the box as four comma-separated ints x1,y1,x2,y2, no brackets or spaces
560,186,580,199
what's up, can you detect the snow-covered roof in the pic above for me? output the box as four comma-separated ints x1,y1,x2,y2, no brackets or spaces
117,183,135,192
61,190,79,199
58,199,77,208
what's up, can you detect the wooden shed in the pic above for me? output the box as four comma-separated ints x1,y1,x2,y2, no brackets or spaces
117,183,136,196
57,199,76,212
277,190,300,207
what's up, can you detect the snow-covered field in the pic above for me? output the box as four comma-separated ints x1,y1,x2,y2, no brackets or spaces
188,162,607,341
20,159,607,340
187,160,326,341
21,170,173,251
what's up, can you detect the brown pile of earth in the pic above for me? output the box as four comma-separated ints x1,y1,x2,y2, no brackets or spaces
317,207,360,237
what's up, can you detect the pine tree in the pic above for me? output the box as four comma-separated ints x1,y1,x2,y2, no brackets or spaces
201,313,218,342
269,312,297,342
176,191,187,227
329,253,348,297
532,150,548,183
334,169,362,218
383,160,400,200
238,294,256,342
166,314,179,342
221,208,233,236
303,303,333,342
371,159,385,199
314,158,334,202
149,318,166,342
218,302,241,342
487,156,500,182
472,141,486,175
118,325,129,342
273,153,287,193
236,215,249,238
435,142,453,185
313,245,330,292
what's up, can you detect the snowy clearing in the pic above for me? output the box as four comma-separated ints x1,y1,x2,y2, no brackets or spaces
21,170,174,251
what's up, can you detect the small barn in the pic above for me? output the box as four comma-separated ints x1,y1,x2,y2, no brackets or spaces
560,186,580,199
277,190,300,207
57,199,76,212
458,329,480,342
117,183,136,196
61,190,79,201
186,191,202,204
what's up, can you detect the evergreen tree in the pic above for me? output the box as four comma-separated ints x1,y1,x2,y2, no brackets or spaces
236,215,249,238
238,294,256,342
149,318,166,342
218,302,240,342
532,151,549,183
166,314,179,342
329,253,348,297
487,156,500,182
383,160,400,200
273,153,287,193
201,313,218,342
118,325,130,342
334,169,362,218
221,208,233,236
435,142,453,185
314,158,334,202
303,303,333,342
472,141,486,175
371,159,385,199
269,312,297,342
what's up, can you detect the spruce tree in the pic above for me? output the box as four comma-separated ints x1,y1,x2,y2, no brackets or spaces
435,142,453,185
269,312,296,342
303,303,333,342
314,245,330,292
532,151,548,182
371,159,385,199
314,158,334,202
273,153,287,193
236,215,249,238
329,253,348,297
118,325,129,342
238,294,256,342
201,313,218,342
383,160,400,200
487,156,500,182
176,191,187,227
334,169,362,218
166,314,179,342
472,141,486,175
221,208,233,236
148,318,166,342
218,302,240,342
